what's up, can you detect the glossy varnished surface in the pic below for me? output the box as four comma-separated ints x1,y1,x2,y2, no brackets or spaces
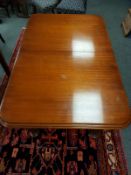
0,14,130,128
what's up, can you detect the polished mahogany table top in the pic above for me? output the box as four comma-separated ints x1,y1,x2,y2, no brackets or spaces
0,14,130,128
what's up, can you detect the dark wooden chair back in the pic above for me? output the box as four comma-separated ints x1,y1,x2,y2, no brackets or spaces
0,50,10,76
0,0,11,17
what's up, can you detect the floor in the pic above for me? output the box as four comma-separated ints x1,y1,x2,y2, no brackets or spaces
0,0,131,173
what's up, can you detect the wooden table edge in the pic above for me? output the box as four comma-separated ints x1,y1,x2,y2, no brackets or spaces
31,13,103,19
0,116,130,129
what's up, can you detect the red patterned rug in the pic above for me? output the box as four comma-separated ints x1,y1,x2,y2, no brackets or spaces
0,29,128,175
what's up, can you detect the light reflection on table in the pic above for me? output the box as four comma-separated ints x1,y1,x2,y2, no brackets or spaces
72,91,103,123
72,38,95,59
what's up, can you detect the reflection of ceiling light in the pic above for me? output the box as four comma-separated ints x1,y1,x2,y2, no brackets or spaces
72,52,94,59
72,39,94,52
72,91,103,123
72,39,95,59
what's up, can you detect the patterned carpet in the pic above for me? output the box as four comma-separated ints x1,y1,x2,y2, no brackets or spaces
0,128,128,175
0,29,128,175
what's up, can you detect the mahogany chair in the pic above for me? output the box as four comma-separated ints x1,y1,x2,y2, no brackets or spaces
0,50,10,103
0,33,5,43
56,0,87,14
0,50,10,76
11,0,29,17
0,0,11,17
31,0,60,13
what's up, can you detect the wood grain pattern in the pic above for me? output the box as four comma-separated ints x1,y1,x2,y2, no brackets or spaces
0,14,130,128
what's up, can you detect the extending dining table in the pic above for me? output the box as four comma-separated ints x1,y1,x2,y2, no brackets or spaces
0,14,130,129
